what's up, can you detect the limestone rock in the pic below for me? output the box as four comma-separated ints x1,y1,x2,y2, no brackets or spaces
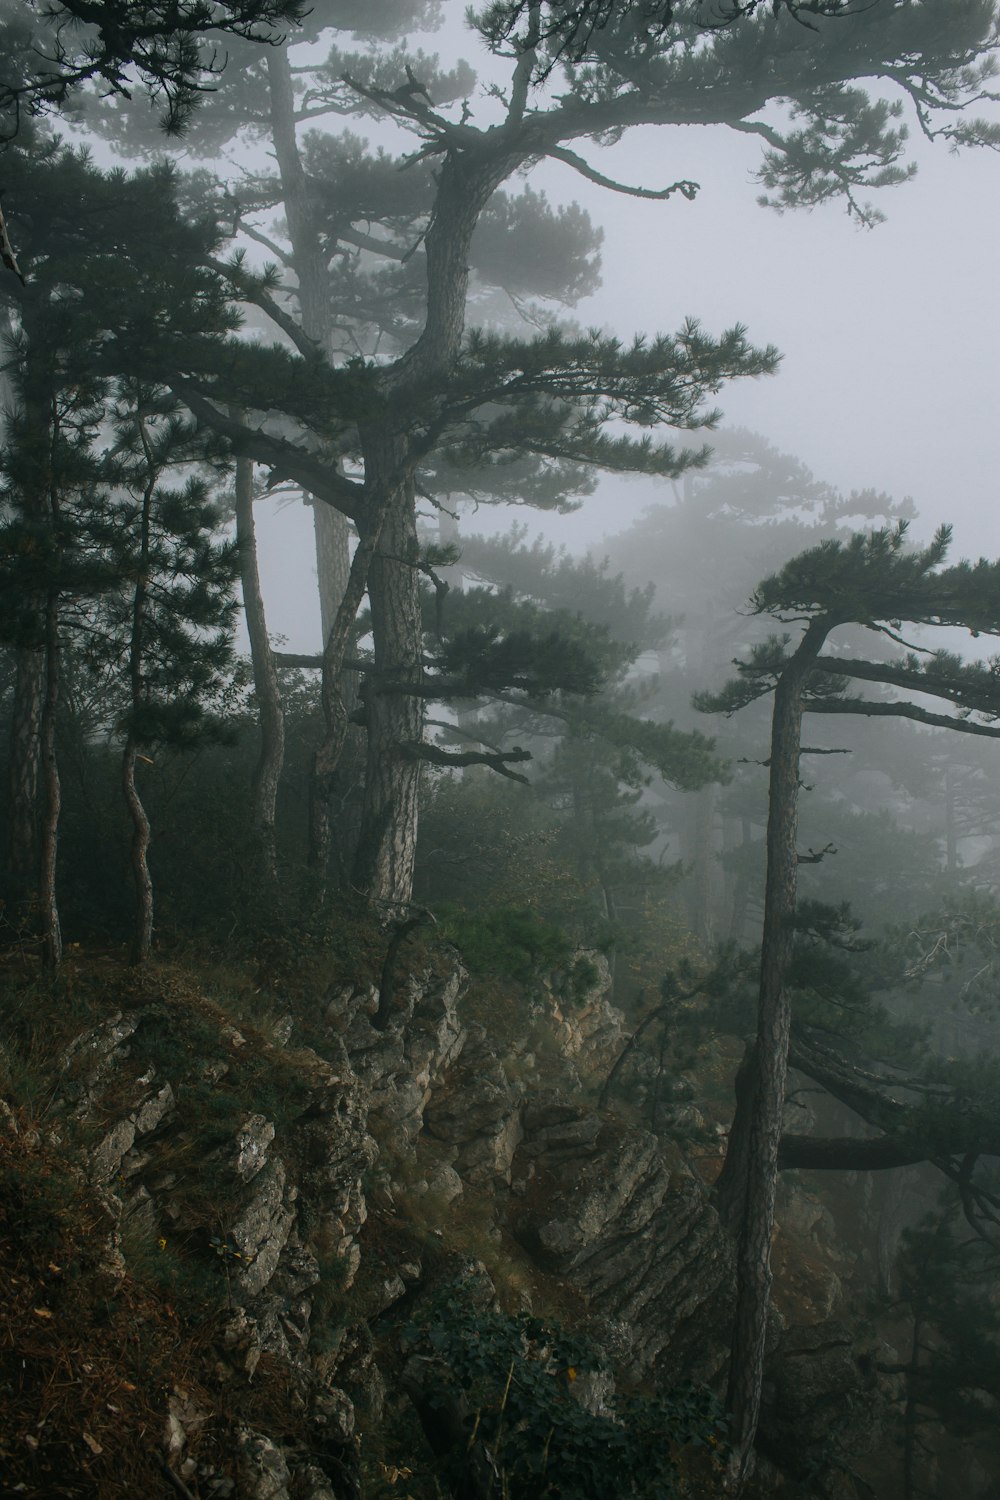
230,1159,295,1299
236,1428,291,1500
91,1118,137,1183
135,1082,175,1135
423,1025,524,1185
232,1113,276,1182
61,1012,138,1106
514,1122,734,1384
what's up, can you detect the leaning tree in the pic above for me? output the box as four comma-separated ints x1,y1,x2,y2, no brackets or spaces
698,521,1000,1490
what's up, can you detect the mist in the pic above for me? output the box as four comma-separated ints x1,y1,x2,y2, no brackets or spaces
2,3,1000,1497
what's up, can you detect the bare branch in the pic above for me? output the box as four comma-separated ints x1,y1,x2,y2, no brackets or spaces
401,740,532,783
545,144,699,201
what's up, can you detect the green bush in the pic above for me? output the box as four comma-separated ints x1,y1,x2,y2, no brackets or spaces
439,906,576,983
402,1281,727,1498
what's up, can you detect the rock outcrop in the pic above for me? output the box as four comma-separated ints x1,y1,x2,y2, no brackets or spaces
0,945,897,1498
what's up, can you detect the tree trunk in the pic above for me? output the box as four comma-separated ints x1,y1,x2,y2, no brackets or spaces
266,45,359,878
310,512,385,897
5,642,44,904
351,458,423,908
719,618,828,1492
347,152,516,908
313,500,352,648
122,741,153,964
234,447,285,890
265,58,519,907
38,584,62,969
119,426,158,963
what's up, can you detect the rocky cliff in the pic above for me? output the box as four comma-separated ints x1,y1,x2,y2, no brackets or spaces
0,944,889,1498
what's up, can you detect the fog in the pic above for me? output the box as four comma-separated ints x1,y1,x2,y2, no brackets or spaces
246,23,1000,649
4,4,1000,1496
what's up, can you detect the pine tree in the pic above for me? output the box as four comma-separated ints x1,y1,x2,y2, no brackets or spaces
698,523,1000,1489
16,2,999,917
0,137,241,960
0,0,307,136
86,385,240,963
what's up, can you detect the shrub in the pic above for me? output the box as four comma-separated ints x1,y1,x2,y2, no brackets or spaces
402,1280,727,1498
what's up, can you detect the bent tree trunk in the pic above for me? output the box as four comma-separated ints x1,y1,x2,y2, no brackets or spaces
352,451,423,908
234,448,285,890
718,618,828,1491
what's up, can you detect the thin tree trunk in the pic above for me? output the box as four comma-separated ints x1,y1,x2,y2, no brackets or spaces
266,45,358,877
39,582,61,969
234,446,285,889
719,618,828,1492
6,642,43,899
902,1313,922,1500
122,741,153,964
313,500,352,650
123,432,156,964
312,497,364,879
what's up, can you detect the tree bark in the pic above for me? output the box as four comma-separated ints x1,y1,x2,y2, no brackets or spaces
347,151,517,908
310,510,385,898
122,742,153,964
38,581,62,969
234,447,285,890
351,455,424,909
719,617,828,1492
5,643,43,903
123,432,156,964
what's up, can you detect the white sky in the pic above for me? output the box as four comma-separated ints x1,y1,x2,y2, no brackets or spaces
541,119,1000,558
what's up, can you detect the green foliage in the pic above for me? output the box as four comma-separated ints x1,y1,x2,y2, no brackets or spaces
891,1205,1000,1477
0,0,307,136
439,905,576,983
448,323,780,476
403,1280,727,1498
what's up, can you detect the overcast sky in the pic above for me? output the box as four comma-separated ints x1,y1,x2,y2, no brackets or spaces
246,14,1000,649
538,117,1000,555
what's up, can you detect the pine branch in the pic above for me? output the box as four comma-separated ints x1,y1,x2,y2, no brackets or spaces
545,144,699,201
207,257,319,358
401,740,532,783
168,382,365,519
806,697,1000,739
